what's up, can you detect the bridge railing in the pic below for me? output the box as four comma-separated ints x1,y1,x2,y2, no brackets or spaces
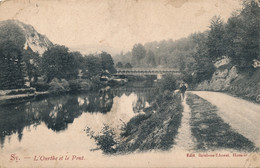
114,68,180,74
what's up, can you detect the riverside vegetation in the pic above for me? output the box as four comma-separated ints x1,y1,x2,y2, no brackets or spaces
114,0,260,102
85,75,184,154
0,20,116,96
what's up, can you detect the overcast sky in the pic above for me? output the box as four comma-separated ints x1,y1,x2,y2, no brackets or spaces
0,0,242,55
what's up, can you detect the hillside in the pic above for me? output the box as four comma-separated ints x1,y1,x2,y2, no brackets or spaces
0,20,53,55
0,20,54,90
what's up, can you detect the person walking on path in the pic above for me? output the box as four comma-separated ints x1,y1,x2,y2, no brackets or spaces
180,83,187,100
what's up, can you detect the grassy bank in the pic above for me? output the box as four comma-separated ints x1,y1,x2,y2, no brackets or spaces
87,91,183,154
227,70,260,103
186,93,258,152
117,92,183,153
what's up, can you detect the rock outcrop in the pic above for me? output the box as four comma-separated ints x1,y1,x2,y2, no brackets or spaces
196,57,238,91
0,20,53,55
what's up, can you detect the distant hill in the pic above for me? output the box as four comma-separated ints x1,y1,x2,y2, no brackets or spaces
0,20,53,55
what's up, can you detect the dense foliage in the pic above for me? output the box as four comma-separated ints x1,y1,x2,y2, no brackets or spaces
40,50,115,92
116,62,133,69
115,0,260,84
41,45,79,82
157,74,177,92
1,43,115,91
0,42,26,89
99,52,116,73
0,23,27,89
225,1,260,70
0,20,116,91
0,1,259,91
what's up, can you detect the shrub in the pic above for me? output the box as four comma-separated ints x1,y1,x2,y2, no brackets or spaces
80,80,91,90
157,74,177,92
33,82,50,92
68,80,79,92
90,76,105,90
86,124,119,154
48,78,70,93
69,79,91,92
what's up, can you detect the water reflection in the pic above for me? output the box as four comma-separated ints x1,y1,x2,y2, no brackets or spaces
0,87,155,149
111,87,156,113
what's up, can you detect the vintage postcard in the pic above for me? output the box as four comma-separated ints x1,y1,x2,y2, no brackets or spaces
0,0,260,167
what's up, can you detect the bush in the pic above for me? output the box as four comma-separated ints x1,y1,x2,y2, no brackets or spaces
68,80,79,92
86,124,119,154
157,74,177,92
90,76,105,90
33,82,50,92
48,78,70,93
69,79,91,92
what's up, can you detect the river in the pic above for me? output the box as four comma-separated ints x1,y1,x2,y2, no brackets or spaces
0,87,156,154
1,87,256,168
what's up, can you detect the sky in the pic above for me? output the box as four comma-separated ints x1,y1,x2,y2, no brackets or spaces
0,0,243,55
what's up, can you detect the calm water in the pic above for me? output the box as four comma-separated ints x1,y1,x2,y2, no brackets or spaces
0,87,156,154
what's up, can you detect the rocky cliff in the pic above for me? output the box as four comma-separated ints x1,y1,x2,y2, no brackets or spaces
0,20,53,55
196,56,238,91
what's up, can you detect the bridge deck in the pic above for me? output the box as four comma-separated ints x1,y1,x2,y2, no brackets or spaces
114,68,180,75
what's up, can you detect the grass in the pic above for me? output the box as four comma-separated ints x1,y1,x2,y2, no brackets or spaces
87,92,183,154
186,93,258,152
116,93,183,153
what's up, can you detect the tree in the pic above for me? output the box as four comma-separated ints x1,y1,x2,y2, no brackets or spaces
132,43,146,66
84,55,102,78
191,32,216,83
207,16,226,61
41,45,79,82
226,0,260,70
0,21,26,50
0,21,27,89
146,50,156,67
70,51,84,69
0,41,26,89
124,63,133,69
22,49,41,84
158,74,177,92
116,62,124,68
99,52,116,73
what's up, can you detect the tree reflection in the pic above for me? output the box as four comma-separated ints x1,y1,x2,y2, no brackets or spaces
0,90,114,147
133,97,146,113
0,87,154,148
39,96,82,131
81,91,114,113
0,102,33,148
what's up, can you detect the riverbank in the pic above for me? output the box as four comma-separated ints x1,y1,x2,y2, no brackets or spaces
0,77,103,103
0,91,50,106
0,87,47,102
0,92,47,101
87,91,183,154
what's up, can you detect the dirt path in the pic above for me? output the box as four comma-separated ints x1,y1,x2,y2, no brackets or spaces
173,96,195,151
187,93,257,151
191,91,260,148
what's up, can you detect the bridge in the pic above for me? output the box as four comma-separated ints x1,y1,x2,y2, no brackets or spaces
111,87,158,96
114,68,180,76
